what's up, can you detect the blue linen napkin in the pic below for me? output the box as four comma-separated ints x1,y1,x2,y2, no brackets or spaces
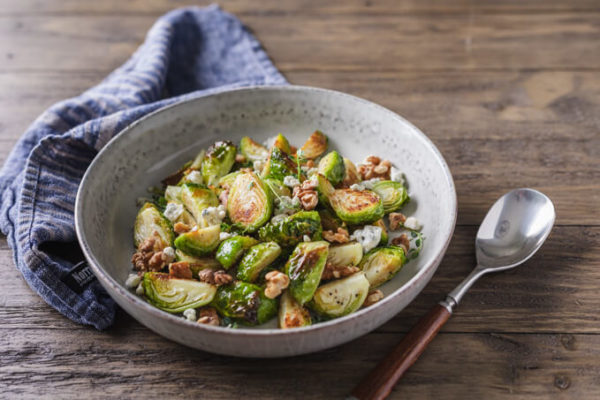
0,5,287,330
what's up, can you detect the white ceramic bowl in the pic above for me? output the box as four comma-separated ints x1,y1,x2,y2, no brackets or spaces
75,85,456,357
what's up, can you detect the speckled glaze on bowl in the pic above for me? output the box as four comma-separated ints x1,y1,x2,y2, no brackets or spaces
75,85,456,358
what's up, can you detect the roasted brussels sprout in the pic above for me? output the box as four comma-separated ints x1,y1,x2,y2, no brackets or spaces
164,185,182,202
262,146,298,182
317,174,384,225
227,171,273,232
371,180,409,213
258,211,322,248
299,130,328,159
134,203,173,248
143,272,217,313
272,133,292,154
310,272,369,318
264,178,292,198
211,281,278,325
189,149,206,170
240,136,269,161
278,290,311,329
359,246,407,287
342,157,361,186
180,183,219,224
215,236,259,269
373,219,389,245
318,208,344,232
237,242,282,282
174,225,221,257
284,241,329,305
175,249,221,276
218,171,241,190
326,242,363,267
201,141,237,186
318,151,345,186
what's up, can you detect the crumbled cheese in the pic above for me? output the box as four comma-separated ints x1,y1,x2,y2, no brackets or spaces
125,273,141,289
183,308,197,322
135,283,145,296
303,235,311,242
201,206,226,226
253,159,265,173
362,178,381,190
351,225,382,253
390,166,405,184
275,196,299,216
350,183,365,191
262,136,278,149
270,214,287,224
186,170,203,185
283,175,301,188
404,216,422,231
220,232,232,241
162,246,175,263
163,202,184,222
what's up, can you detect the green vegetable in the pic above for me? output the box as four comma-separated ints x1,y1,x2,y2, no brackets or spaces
317,174,384,225
373,219,389,245
218,171,242,190
371,180,409,213
201,141,237,186
174,225,221,257
164,185,182,202
326,242,363,268
212,281,278,325
271,133,292,154
342,157,361,186
134,203,173,248
240,136,269,161
284,241,329,305
299,130,328,159
227,171,273,232
359,246,407,288
258,211,322,248
189,149,206,170
318,209,344,232
236,242,282,282
216,236,260,270
262,146,298,181
310,272,369,318
264,178,291,198
175,249,221,276
318,151,345,186
143,272,216,313
279,290,311,329
180,183,219,225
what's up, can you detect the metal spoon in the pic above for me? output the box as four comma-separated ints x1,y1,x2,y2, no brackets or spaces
350,188,555,400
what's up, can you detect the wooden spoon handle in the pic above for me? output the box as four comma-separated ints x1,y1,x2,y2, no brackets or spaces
350,303,452,400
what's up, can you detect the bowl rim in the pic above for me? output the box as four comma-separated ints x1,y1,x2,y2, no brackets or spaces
75,84,457,336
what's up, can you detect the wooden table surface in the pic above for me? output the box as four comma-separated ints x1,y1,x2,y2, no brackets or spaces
1,1,599,398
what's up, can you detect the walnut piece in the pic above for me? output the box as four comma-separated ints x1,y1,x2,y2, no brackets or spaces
363,289,384,307
321,263,360,280
174,222,191,234
388,212,407,231
391,233,410,254
197,269,233,286
235,153,246,163
197,307,220,326
169,261,193,279
358,156,392,180
293,179,319,211
131,233,167,273
322,227,350,244
264,271,290,299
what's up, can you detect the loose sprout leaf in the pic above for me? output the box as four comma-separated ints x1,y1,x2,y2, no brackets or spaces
299,130,328,159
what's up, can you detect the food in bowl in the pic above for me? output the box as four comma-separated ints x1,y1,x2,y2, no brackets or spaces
126,131,423,329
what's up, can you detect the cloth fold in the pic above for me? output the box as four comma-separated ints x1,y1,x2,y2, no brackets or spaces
0,5,287,329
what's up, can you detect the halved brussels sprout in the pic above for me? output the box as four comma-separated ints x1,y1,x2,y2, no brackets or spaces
284,241,329,305
180,183,219,223
318,174,384,225
342,157,361,186
240,136,269,161
227,171,273,232
371,180,409,213
272,133,292,154
236,242,282,282
258,211,322,248
189,149,206,170
264,178,292,198
216,236,260,269
279,290,311,329
373,219,389,245
299,130,328,159
359,246,407,287
175,249,221,276
211,281,278,325
174,225,221,257
310,272,369,318
164,185,183,202
318,151,345,186
318,209,344,232
134,203,173,248
218,171,241,191
327,242,363,267
201,141,237,186
262,146,298,182
143,272,217,313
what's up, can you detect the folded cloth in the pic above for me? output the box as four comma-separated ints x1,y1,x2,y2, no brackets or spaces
0,5,287,329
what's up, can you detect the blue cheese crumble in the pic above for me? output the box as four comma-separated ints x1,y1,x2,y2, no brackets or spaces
183,308,197,322
163,202,184,223
351,225,382,253
283,175,301,188
200,205,227,226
